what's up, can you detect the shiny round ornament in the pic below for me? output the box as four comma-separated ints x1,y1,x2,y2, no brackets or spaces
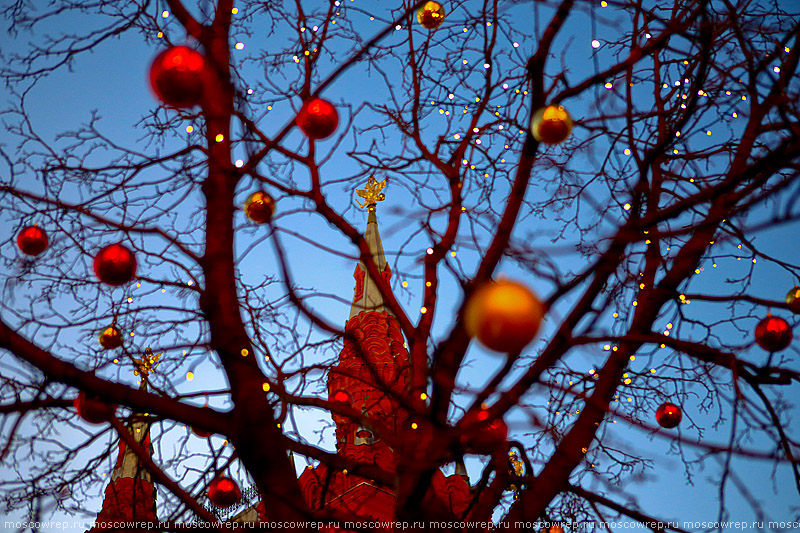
149,46,206,108
332,390,352,403
655,402,682,429
755,315,792,352
74,391,117,424
17,225,49,256
244,191,276,224
417,1,446,29
207,476,241,508
786,286,800,314
531,105,573,144
98,326,123,350
464,280,543,353
460,408,508,454
296,98,339,139
94,244,137,286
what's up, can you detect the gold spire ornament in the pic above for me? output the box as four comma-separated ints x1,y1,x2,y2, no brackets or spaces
355,176,387,210
133,347,162,386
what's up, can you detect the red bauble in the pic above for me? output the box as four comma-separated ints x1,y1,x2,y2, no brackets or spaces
786,287,800,314
531,105,573,144
655,402,682,429
17,225,49,256
296,98,339,140
93,244,137,286
464,280,543,353
417,1,446,29
98,325,123,349
207,476,241,508
149,46,205,108
74,391,117,424
460,408,508,454
332,390,351,403
244,191,276,224
755,315,792,352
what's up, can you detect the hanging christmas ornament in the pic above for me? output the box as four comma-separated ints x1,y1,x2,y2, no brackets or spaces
331,390,352,403
94,243,137,286
786,286,800,314
655,402,682,429
17,225,49,256
244,191,276,224
464,280,543,353
296,98,339,139
755,315,792,351
530,105,573,144
98,325,123,350
149,46,206,108
207,476,241,508
74,391,117,424
417,1,446,29
460,408,508,454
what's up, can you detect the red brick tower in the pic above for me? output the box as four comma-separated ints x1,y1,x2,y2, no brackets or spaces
88,349,160,531
296,178,471,528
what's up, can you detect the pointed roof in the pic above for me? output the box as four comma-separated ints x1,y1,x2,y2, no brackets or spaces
349,177,392,320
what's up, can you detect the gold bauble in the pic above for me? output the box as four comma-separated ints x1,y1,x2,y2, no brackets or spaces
531,105,573,144
417,1,446,30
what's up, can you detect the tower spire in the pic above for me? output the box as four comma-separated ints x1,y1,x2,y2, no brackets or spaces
350,177,392,319
88,348,160,530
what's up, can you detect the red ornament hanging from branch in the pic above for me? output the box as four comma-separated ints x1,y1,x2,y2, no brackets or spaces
464,280,543,353
531,105,573,145
417,1,446,29
755,315,792,352
94,243,137,286
98,325,123,349
149,46,206,108
296,98,339,139
207,476,241,508
655,402,682,429
460,408,508,454
244,191,276,224
74,391,117,424
17,225,49,256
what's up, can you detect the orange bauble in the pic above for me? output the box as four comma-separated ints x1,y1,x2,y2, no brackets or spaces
94,243,137,286
244,191,276,224
17,225,49,256
460,408,508,454
149,46,205,108
296,98,339,139
74,391,117,424
655,402,682,429
786,286,800,314
755,315,792,352
464,280,543,353
207,476,241,508
417,1,446,29
98,325,123,349
531,105,573,144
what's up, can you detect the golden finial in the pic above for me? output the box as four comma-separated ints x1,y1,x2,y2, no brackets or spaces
355,176,387,210
133,347,162,380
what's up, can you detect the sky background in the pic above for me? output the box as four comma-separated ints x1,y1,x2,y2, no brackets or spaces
1,0,799,531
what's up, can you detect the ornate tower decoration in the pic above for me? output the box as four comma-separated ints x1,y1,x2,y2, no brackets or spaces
89,348,160,530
